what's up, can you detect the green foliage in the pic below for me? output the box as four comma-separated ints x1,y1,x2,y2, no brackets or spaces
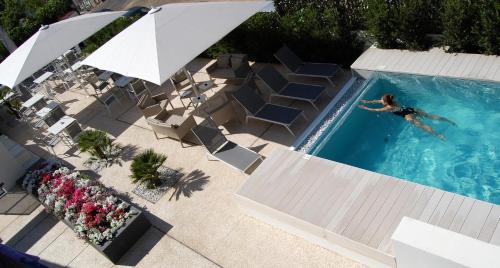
478,0,500,55
441,0,481,53
397,0,435,50
130,149,167,189
0,0,71,44
206,4,365,67
0,42,8,61
81,16,139,55
77,130,113,160
365,0,400,49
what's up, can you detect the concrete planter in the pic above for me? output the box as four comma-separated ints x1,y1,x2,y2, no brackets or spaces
63,204,151,263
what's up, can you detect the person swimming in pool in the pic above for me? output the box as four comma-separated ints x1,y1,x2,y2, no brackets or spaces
358,94,456,140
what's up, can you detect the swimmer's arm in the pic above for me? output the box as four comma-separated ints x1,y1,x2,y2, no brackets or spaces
360,99,382,104
358,105,392,112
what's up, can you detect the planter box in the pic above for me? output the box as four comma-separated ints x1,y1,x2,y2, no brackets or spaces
63,204,151,263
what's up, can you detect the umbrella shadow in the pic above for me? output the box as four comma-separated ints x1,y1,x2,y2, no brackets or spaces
169,169,210,201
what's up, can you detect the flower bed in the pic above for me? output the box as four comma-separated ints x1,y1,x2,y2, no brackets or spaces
22,161,151,262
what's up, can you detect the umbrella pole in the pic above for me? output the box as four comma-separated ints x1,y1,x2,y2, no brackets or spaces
182,68,201,97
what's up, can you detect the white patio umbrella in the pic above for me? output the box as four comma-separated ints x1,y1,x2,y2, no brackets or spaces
0,11,126,89
82,1,273,88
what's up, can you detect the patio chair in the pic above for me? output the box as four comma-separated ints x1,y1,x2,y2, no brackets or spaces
256,65,326,110
231,85,306,136
92,92,122,116
192,117,263,173
128,79,149,101
87,76,110,95
137,92,175,118
206,54,251,84
146,109,197,146
274,45,341,87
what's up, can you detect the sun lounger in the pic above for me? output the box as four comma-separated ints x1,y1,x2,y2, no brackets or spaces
274,45,341,87
231,85,306,136
256,65,326,110
192,118,263,173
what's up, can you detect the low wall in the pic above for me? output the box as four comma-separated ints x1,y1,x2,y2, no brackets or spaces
391,217,500,268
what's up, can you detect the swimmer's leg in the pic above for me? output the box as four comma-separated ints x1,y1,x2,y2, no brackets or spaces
414,109,456,126
405,115,445,140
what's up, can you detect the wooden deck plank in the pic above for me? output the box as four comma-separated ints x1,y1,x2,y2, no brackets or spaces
368,182,418,248
418,190,445,222
323,170,379,230
303,164,356,225
428,192,455,225
476,56,497,79
336,175,400,240
453,54,475,77
408,187,435,219
286,158,341,214
490,222,500,246
478,205,500,243
358,180,407,244
335,175,391,235
465,54,487,77
449,197,475,232
318,167,370,227
485,57,500,80
436,194,465,229
378,184,427,252
420,50,444,75
459,200,493,238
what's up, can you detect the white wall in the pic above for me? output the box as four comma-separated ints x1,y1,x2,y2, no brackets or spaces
0,142,24,190
391,217,500,268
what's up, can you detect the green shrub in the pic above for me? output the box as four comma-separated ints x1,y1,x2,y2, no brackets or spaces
81,16,139,55
397,0,435,50
478,0,500,55
441,0,481,53
365,0,401,49
77,130,113,160
130,149,167,189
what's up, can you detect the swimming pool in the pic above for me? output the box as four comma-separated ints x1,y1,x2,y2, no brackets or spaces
308,72,500,204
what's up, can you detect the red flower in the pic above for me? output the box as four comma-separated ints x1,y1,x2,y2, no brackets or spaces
82,202,97,214
41,173,52,184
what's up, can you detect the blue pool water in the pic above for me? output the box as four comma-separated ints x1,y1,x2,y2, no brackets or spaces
310,73,500,204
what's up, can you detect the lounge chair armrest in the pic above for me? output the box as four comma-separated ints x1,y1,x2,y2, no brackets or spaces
176,115,197,138
233,62,251,78
152,93,170,102
206,61,219,74
142,105,163,118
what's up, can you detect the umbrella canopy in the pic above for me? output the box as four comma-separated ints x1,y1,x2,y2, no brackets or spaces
82,1,272,86
0,11,125,88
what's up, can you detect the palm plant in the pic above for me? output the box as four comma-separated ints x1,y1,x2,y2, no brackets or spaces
77,130,112,160
130,149,167,189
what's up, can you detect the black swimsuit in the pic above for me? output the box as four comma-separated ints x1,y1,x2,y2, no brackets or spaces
393,107,417,117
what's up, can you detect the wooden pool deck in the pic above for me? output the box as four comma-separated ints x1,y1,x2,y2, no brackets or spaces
351,47,500,83
235,149,500,267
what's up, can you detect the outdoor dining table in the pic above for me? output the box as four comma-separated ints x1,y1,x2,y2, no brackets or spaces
33,71,54,85
98,71,113,81
21,94,46,110
35,101,60,119
47,115,76,136
63,61,89,95
114,76,137,99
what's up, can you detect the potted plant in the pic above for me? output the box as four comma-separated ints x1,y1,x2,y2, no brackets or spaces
130,149,167,189
77,130,121,170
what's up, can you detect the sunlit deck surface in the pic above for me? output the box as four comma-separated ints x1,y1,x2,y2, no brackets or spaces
351,47,500,82
236,149,500,267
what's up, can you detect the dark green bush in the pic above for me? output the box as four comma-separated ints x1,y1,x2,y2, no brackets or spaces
130,149,167,189
365,0,401,49
206,6,364,67
478,0,500,55
441,0,481,53
81,16,139,55
397,0,435,50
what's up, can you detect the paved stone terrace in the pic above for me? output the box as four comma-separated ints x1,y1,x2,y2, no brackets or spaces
0,59,363,267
